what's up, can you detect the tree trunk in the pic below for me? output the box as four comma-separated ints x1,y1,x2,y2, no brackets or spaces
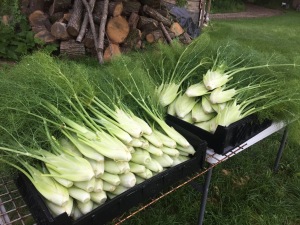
67,0,84,37
60,39,86,58
106,16,130,44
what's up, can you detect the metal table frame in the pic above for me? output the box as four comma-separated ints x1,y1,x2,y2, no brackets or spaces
0,122,287,225
196,122,287,225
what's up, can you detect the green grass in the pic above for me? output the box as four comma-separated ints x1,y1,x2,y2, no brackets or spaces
111,12,300,225
206,11,300,62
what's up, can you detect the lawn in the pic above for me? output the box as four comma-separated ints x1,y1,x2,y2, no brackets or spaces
113,11,300,225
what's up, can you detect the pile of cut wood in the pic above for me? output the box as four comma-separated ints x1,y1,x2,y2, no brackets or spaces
22,0,194,63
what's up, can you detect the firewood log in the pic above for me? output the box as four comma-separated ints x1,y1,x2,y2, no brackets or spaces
137,16,158,29
34,30,56,44
145,29,164,43
179,32,192,44
67,0,84,37
109,1,123,17
83,28,98,48
63,13,72,22
122,28,142,49
28,0,45,14
51,22,71,40
103,43,121,61
128,12,140,29
142,5,172,27
93,1,123,23
140,22,159,39
106,16,130,44
49,12,64,24
170,22,184,36
29,10,51,33
49,0,72,16
60,39,86,58
122,1,142,16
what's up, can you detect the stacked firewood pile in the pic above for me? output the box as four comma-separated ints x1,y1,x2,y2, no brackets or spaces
21,0,193,63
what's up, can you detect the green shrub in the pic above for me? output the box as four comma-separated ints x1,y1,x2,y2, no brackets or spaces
0,18,37,60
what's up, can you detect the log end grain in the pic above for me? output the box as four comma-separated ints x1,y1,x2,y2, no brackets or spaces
106,16,130,44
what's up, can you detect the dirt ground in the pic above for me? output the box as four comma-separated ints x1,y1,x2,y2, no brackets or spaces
210,3,284,19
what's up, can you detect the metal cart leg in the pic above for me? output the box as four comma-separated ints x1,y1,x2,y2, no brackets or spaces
197,168,213,225
273,127,288,173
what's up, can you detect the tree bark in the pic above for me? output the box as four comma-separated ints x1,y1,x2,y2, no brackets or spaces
67,0,84,37
142,5,172,27
60,39,86,58
106,16,130,44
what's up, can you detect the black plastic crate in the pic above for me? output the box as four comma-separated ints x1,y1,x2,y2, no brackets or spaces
166,114,272,155
16,125,206,225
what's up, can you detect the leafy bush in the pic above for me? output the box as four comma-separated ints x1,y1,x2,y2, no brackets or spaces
0,18,36,60
0,0,40,60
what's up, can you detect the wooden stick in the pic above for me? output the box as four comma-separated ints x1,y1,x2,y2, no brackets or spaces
97,0,109,64
198,0,206,28
77,0,96,42
159,22,172,44
81,0,102,62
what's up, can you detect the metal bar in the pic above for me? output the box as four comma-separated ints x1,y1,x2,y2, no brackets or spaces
273,127,288,173
0,198,11,225
197,168,213,225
